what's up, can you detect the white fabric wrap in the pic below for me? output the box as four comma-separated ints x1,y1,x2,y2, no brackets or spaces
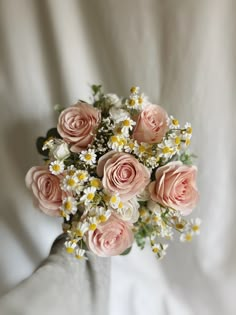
0,235,110,315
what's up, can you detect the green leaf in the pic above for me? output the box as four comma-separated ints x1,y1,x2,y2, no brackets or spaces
91,84,102,96
36,137,49,157
120,246,132,256
46,128,61,139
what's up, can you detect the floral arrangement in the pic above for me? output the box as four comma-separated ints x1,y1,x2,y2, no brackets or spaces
26,86,200,260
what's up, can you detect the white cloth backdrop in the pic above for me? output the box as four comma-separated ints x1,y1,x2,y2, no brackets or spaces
0,0,236,314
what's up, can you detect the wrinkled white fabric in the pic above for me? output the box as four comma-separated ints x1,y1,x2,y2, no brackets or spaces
0,235,111,315
0,0,236,314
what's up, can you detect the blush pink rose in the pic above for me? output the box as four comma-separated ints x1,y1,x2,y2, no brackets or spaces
132,104,168,143
25,166,64,216
149,161,199,215
86,214,134,257
97,151,150,201
57,102,101,153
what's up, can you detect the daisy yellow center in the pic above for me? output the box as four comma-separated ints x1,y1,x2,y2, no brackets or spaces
152,247,159,254
176,223,184,229
111,136,118,143
138,97,143,104
139,145,146,153
99,214,107,222
129,99,135,106
185,233,193,241
64,201,72,211
66,247,75,254
130,86,137,93
129,142,134,149
153,216,159,222
89,223,97,231
186,127,192,134
87,193,94,201
123,119,130,127
118,138,127,146
162,147,171,154
85,153,92,161
185,138,191,146
67,178,76,187
78,173,86,181
60,210,66,218
118,202,123,209
175,137,181,145
192,225,199,232
52,164,60,172
110,196,118,203
76,230,83,237
172,119,179,126
91,178,101,188
75,255,83,259
139,208,146,216
68,170,76,176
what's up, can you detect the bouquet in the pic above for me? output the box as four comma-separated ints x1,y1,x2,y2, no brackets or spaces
26,86,200,260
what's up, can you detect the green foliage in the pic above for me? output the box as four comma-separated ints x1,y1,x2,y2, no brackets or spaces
180,152,197,165
120,247,132,256
91,84,103,97
134,222,153,250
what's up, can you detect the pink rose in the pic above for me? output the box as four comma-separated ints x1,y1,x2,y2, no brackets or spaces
86,214,134,257
25,166,64,216
149,161,199,215
97,151,150,201
57,102,101,153
132,104,168,143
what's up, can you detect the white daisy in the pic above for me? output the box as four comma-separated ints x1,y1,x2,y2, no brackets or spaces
66,165,77,176
189,218,201,235
90,177,102,190
64,241,77,254
121,117,136,135
125,95,139,110
109,194,121,209
184,122,192,135
130,86,140,95
168,115,180,129
49,160,64,175
96,207,111,223
75,170,89,183
158,140,175,159
75,248,87,260
75,221,89,237
80,149,97,165
108,135,127,151
88,217,98,231
133,142,151,157
81,187,97,205
152,243,168,258
180,231,194,242
60,196,77,215
136,93,149,109
61,175,78,192
124,140,135,153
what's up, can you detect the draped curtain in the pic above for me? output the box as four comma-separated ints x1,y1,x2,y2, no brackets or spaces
0,1,235,314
